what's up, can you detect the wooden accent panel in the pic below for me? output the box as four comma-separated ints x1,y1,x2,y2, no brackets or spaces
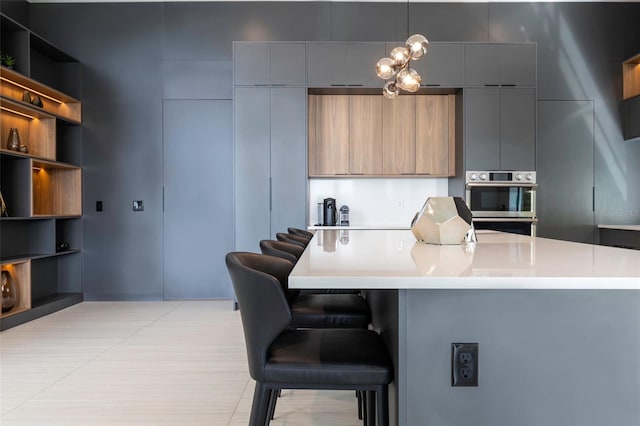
0,261,31,318
415,94,455,176
0,67,81,123
622,54,640,101
382,96,415,175
349,95,382,175
32,160,81,216
307,94,317,175
311,95,349,175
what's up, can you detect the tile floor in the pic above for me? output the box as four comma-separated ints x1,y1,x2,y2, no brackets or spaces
0,301,362,425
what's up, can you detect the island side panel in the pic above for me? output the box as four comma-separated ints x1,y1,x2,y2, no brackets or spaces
403,289,640,426
365,289,406,426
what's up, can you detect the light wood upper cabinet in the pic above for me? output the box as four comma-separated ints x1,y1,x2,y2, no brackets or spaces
308,94,349,175
349,95,382,174
309,93,455,177
416,94,456,175
383,96,416,175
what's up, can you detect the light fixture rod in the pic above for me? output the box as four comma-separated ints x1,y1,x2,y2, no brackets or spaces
0,76,64,104
1,106,36,119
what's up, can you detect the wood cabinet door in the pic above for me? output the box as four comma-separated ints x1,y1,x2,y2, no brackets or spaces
349,95,383,175
309,95,349,175
415,95,455,176
382,96,416,175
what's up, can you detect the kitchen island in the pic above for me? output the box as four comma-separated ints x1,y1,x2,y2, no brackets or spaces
289,230,640,426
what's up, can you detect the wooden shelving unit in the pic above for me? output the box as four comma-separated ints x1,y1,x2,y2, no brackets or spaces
622,53,640,140
0,12,82,331
622,53,640,101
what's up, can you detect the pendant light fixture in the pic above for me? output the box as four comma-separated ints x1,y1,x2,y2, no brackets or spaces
375,1,428,99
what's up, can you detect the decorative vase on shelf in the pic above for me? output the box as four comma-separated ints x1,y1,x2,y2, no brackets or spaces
7,128,20,151
1,270,18,313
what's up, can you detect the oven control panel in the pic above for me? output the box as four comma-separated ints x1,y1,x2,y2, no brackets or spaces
466,171,536,184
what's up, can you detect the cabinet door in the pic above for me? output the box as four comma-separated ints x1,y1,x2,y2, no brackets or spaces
383,96,416,175
310,95,349,175
270,88,307,235
500,44,535,86
464,44,500,86
234,87,270,251
307,44,347,87
416,95,455,176
500,88,535,170
349,95,383,175
270,43,306,86
415,43,463,87
346,43,386,87
537,101,594,244
233,43,270,86
464,88,500,170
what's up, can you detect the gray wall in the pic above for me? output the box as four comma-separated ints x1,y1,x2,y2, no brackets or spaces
21,2,640,299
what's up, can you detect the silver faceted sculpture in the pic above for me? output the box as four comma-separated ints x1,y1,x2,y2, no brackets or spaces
410,196,474,245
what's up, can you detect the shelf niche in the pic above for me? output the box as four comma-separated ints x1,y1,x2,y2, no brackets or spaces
623,53,640,101
1,260,31,318
31,160,81,216
1,97,56,160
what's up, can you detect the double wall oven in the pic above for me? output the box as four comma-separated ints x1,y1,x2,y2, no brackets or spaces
465,171,538,237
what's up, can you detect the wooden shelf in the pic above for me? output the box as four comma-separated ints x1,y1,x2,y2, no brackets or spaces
623,53,640,101
0,260,31,319
0,67,81,123
31,159,82,217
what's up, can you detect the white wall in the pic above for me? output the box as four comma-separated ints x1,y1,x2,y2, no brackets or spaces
309,178,449,227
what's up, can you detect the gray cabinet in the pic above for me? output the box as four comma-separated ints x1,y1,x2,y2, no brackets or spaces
233,43,270,86
307,43,347,87
414,42,464,87
464,87,535,170
464,43,535,86
270,43,307,86
234,87,307,252
234,42,306,86
234,87,271,252
537,101,595,244
269,88,307,236
346,43,386,87
307,42,385,87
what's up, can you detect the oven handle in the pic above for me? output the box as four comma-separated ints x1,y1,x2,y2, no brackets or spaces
466,182,538,188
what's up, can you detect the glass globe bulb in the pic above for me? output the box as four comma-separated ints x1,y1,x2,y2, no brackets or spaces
390,46,410,67
376,57,396,80
383,80,399,99
396,68,421,92
406,34,429,60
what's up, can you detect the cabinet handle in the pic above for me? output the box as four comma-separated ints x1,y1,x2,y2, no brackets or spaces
422,84,441,87
592,186,595,212
330,84,347,87
269,177,272,211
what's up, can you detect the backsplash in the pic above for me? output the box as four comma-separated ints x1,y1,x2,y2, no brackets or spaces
308,178,449,227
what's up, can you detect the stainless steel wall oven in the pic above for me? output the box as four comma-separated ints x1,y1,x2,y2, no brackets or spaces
465,171,538,236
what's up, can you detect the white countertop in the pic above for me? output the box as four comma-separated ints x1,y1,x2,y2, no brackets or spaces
598,224,640,231
289,230,640,290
